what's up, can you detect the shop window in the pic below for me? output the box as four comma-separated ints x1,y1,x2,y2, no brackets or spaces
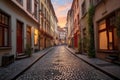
98,20,108,50
98,14,118,50
99,31,108,49
34,29,38,46
99,20,106,30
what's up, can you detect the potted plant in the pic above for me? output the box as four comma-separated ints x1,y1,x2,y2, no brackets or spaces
25,44,33,57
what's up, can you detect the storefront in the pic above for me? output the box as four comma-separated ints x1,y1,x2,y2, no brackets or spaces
96,10,120,60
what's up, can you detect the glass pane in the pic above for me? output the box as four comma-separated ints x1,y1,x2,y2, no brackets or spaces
0,27,3,46
99,31,108,49
99,20,106,30
4,16,8,25
4,28,8,46
109,32,112,43
2,15,5,24
34,29,38,45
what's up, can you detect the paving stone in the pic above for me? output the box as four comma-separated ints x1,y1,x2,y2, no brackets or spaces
0,48,53,80
16,46,113,80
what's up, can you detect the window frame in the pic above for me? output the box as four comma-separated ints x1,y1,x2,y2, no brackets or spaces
0,11,10,47
26,0,32,13
16,0,23,5
34,0,38,19
81,1,86,16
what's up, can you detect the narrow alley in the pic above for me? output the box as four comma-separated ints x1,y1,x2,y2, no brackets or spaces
16,46,113,80
0,0,120,80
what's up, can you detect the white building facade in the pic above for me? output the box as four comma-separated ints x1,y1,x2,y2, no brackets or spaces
0,0,39,66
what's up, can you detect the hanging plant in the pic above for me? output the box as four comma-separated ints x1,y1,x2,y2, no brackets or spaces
88,5,95,58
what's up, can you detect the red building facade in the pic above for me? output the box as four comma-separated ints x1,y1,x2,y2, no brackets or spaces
71,0,80,50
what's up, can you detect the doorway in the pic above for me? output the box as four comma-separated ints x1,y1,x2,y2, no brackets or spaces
16,20,23,54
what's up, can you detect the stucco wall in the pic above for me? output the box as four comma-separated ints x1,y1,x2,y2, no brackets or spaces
0,0,39,66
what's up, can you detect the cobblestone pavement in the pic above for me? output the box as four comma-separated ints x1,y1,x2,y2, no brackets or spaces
0,47,53,80
16,46,113,80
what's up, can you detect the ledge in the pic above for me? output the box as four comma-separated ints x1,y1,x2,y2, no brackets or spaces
0,47,12,50
97,50,119,54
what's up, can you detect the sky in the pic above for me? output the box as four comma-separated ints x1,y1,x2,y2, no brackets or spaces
51,0,73,28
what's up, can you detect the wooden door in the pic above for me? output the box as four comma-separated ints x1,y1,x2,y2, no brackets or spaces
17,21,23,54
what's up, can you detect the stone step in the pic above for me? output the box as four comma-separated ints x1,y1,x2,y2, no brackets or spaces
16,54,29,60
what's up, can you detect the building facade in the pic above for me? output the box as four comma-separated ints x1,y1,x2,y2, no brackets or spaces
58,27,67,45
67,9,74,47
72,0,80,50
79,0,91,54
50,4,58,46
39,0,57,50
67,0,120,62
0,0,39,66
93,0,120,61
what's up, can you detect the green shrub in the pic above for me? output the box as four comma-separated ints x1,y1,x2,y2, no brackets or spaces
25,44,32,57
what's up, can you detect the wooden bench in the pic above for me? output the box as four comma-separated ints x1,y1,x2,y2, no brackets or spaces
2,54,14,67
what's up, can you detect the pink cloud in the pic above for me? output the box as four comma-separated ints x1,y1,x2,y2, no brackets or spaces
58,17,67,28
53,3,72,28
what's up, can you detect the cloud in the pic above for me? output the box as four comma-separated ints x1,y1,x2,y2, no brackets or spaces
51,0,73,28
58,17,66,27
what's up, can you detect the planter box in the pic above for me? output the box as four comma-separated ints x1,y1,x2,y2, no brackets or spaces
2,54,14,67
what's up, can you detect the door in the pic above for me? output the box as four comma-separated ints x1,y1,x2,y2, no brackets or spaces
17,21,23,54
26,26,31,46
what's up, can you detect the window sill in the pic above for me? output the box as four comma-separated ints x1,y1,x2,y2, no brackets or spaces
97,50,119,54
0,47,11,50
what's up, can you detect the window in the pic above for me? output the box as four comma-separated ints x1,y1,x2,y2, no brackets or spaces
98,15,118,50
34,0,38,18
34,29,38,45
0,11,10,47
41,3,43,13
41,18,43,28
82,1,86,16
27,0,31,13
98,20,108,50
90,0,93,5
16,0,23,5
26,26,31,46
95,0,101,5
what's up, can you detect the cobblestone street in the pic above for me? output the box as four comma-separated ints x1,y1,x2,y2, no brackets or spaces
16,46,113,80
